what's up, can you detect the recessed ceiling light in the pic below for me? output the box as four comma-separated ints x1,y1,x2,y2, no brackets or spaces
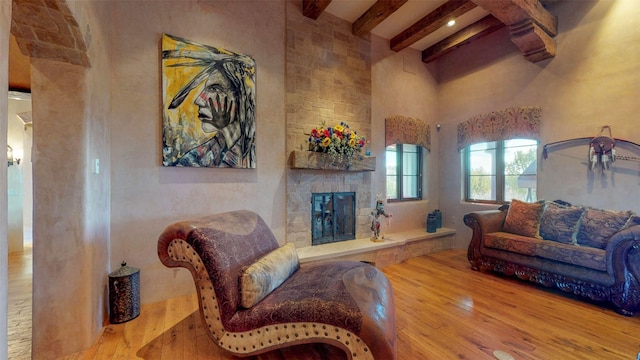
447,19,456,27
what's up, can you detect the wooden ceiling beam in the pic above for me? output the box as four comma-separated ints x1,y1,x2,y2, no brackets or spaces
509,18,556,62
471,0,557,36
303,0,333,20
471,0,557,62
352,0,408,37
422,14,505,63
391,0,477,52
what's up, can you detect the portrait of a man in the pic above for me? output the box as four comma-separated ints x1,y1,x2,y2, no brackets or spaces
162,34,256,168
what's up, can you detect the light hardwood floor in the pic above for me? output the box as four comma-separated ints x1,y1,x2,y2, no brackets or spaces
55,249,640,359
8,245,32,360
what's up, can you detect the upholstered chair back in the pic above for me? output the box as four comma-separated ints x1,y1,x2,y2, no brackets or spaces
159,210,279,324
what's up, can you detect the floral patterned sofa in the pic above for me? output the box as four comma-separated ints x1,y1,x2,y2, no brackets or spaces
465,199,640,316
157,210,397,359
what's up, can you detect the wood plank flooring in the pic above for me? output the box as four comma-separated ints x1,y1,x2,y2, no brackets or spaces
8,245,32,360
56,249,640,359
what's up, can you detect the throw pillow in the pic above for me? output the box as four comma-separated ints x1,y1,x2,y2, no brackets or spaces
624,215,640,229
576,208,633,249
539,202,584,244
240,243,300,308
502,199,545,238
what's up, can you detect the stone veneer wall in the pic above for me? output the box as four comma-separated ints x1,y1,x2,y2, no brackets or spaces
286,1,373,248
11,0,90,67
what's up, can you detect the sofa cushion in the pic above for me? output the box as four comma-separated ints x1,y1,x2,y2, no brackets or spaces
231,261,365,333
539,202,584,244
240,243,300,308
502,199,545,238
484,232,544,256
535,241,606,272
576,208,632,249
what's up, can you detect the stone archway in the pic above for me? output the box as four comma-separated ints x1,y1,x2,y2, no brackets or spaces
11,0,90,68
7,1,91,359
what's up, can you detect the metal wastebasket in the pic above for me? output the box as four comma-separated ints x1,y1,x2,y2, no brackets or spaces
108,261,140,324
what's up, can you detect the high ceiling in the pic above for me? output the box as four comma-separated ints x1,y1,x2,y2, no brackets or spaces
7,0,559,94
304,0,559,63
325,0,490,51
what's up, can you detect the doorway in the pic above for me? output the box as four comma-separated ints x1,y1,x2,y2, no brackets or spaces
7,92,32,251
7,91,33,360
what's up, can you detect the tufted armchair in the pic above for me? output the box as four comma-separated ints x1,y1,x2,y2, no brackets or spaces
157,210,397,359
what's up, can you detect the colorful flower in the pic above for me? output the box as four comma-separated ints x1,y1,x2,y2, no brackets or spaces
308,122,366,164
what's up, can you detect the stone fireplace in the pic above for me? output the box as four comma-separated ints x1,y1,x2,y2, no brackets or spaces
287,170,373,249
285,4,372,249
311,192,356,245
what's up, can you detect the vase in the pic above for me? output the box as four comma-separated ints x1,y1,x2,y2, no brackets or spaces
426,213,437,233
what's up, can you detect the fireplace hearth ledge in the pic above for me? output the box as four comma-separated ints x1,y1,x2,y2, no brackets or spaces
296,227,455,267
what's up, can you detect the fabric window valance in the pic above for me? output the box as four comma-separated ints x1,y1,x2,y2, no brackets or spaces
385,116,431,151
456,106,542,151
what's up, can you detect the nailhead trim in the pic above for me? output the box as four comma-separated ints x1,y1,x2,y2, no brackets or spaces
218,321,372,359
168,239,374,359
168,240,224,341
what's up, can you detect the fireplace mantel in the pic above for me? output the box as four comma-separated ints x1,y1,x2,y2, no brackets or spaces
289,150,376,171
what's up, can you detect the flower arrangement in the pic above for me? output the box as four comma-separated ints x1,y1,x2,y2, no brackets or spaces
308,122,367,164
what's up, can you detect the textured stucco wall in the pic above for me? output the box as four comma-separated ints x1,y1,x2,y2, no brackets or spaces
30,1,112,358
32,58,91,358
371,34,441,232
108,0,286,304
436,0,640,248
80,0,112,346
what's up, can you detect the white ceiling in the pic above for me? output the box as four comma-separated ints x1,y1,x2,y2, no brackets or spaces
324,0,490,50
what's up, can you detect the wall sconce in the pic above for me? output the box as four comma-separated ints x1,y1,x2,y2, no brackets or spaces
7,145,20,166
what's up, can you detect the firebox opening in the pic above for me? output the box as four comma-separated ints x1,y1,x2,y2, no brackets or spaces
311,192,356,246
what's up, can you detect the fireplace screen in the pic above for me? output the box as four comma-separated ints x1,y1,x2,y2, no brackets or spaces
311,192,356,246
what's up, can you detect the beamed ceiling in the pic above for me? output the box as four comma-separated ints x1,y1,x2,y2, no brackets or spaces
8,0,560,93
304,0,559,63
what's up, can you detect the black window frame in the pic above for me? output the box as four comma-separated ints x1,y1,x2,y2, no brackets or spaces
386,144,423,202
464,139,537,204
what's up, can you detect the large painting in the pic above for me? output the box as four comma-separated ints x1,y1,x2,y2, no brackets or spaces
162,34,256,168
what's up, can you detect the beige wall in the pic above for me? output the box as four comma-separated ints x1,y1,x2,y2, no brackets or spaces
371,35,440,231
79,0,113,347
1,1,10,358
436,0,640,248
108,0,287,304
32,58,91,359
31,0,112,358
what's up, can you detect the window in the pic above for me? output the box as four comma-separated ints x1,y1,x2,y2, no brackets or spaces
386,144,422,201
464,139,537,203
